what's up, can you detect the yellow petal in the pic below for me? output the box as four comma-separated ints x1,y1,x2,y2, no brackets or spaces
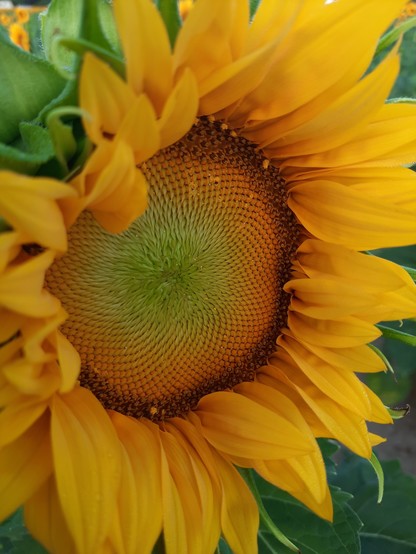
196,390,313,459
56,330,80,393
0,172,74,251
167,419,222,553
285,277,376,319
281,103,416,169
0,308,23,343
265,355,373,458
2,358,60,399
25,476,76,554
234,381,316,446
287,312,381,348
236,0,405,122
0,398,48,447
0,251,60,317
80,53,136,144
158,68,198,149
364,384,392,424
160,429,204,554
158,430,188,554
62,140,148,233
0,231,21,272
254,455,333,521
199,38,280,116
174,0,242,83
117,94,160,163
263,49,399,155
0,411,52,521
278,333,372,418
247,0,302,51
113,0,173,114
109,413,162,554
51,386,121,554
288,180,416,249
291,339,385,375
212,449,259,554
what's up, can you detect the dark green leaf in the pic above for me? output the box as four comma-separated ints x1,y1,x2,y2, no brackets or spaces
318,438,340,478
333,456,416,554
0,510,47,554
255,476,362,554
0,30,65,144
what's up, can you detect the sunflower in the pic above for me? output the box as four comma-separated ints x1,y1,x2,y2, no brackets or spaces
8,22,30,51
1,0,416,553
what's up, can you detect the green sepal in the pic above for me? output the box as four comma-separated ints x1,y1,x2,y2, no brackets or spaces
377,324,416,347
41,0,119,74
0,123,55,174
368,344,395,374
387,97,416,104
46,109,78,172
376,16,416,55
386,404,410,420
56,36,125,78
239,468,300,553
155,0,181,48
37,78,78,123
0,28,66,145
249,0,261,19
368,452,384,504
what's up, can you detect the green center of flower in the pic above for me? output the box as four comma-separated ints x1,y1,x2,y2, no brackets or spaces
46,119,299,420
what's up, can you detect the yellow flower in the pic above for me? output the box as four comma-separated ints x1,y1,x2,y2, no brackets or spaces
2,1,416,553
8,22,30,51
0,13,11,26
15,7,30,24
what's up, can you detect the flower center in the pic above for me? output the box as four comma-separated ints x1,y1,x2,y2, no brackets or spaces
45,119,299,420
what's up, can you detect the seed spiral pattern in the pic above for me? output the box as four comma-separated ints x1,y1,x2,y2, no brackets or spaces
46,119,299,419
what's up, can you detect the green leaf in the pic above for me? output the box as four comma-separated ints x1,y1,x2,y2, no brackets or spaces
333,456,416,553
255,476,362,554
318,438,340,479
0,509,47,554
0,30,65,144
377,325,416,347
155,0,181,48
